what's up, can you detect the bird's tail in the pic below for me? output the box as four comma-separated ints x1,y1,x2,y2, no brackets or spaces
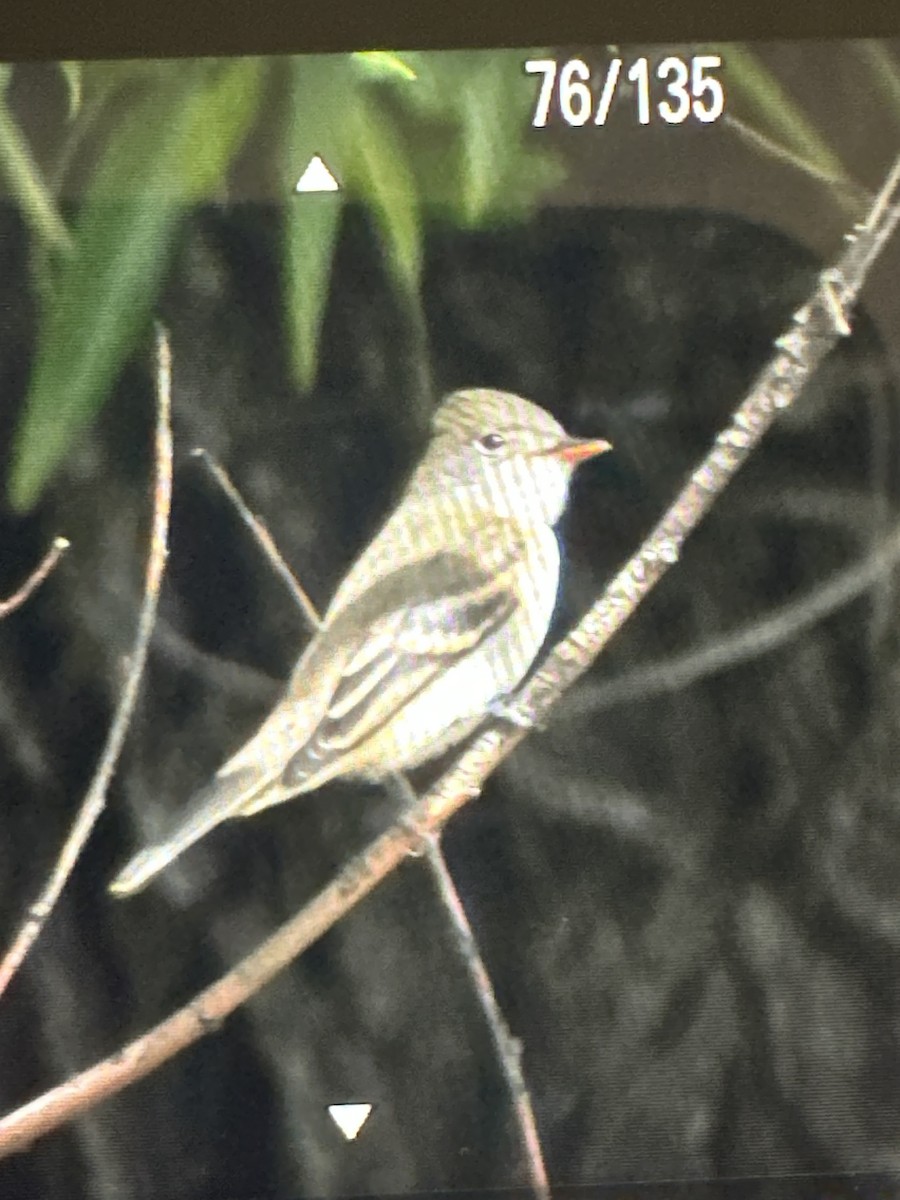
108,764,272,897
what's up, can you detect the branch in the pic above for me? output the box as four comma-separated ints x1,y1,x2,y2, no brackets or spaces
1,152,898,1162
567,519,900,713
0,536,69,619
0,327,173,1002
391,773,550,1200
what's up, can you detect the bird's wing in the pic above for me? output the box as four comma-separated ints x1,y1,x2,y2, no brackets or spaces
320,553,518,750
110,540,528,892
240,546,522,809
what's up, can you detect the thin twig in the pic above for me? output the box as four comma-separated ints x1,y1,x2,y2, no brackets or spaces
191,448,322,632
1,152,898,1162
391,777,551,1200
194,453,550,1198
567,521,900,713
722,112,869,213
0,327,173,1002
0,536,70,619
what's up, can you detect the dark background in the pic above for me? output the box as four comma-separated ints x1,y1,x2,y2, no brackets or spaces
3,0,900,62
2,29,900,1200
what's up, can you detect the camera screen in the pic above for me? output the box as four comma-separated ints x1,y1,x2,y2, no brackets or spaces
1,40,900,1200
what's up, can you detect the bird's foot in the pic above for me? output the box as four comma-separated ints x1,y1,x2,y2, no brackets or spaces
398,809,435,859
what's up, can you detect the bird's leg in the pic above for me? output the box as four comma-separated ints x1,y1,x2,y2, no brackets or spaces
385,772,433,857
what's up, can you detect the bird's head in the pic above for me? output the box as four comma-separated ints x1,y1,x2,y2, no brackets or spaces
427,388,611,525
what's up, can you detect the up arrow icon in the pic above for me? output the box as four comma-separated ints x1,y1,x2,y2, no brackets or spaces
327,1103,373,1140
295,154,341,194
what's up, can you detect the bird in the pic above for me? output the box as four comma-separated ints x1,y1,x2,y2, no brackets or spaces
109,388,611,896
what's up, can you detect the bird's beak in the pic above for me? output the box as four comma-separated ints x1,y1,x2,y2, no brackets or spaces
548,436,612,464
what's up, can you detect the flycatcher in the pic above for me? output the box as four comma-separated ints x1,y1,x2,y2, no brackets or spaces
110,388,611,896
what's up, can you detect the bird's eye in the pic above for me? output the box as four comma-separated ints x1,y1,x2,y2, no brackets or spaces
475,432,506,454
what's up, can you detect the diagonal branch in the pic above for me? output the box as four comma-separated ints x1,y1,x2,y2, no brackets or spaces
0,327,173,1003
1,152,898,1163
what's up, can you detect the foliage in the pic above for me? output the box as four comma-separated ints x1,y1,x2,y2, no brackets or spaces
0,50,562,511
4,42,899,511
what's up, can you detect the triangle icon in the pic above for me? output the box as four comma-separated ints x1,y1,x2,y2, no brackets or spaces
327,1103,372,1140
295,154,340,193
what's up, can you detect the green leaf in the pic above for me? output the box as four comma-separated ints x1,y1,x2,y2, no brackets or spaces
339,91,422,295
0,94,72,252
284,193,343,390
282,54,425,388
78,59,172,116
377,48,469,116
351,51,418,82
9,57,264,511
855,41,900,128
392,50,564,227
282,58,345,391
60,61,82,117
455,54,550,225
